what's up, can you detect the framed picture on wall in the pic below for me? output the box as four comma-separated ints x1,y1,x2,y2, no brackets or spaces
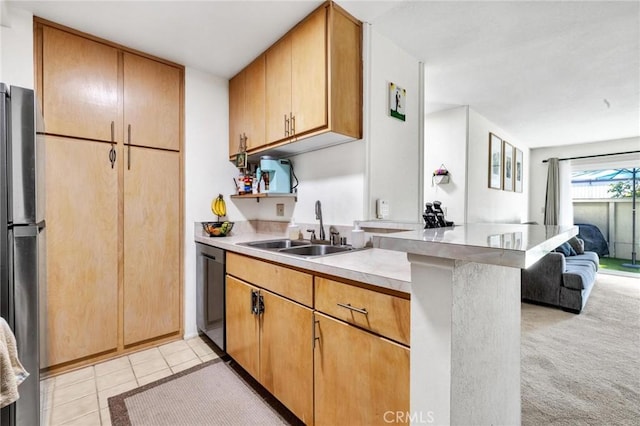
515,148,523,193
389,82,406,121
503,141,514,191
488,133,502,189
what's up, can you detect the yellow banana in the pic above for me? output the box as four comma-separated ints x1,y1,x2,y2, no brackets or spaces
211,194,226,218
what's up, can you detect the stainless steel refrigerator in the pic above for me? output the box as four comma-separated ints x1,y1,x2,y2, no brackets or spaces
0,84,45,426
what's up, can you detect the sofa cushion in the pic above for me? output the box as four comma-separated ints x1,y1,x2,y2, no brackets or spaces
563,264,597,290
570,251,599,270
567,237,585,254
555,242,577,257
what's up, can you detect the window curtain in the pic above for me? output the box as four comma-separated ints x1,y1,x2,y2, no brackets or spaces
544,158,559,225
544,158,574,226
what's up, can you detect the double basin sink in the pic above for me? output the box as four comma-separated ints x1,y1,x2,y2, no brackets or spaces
241,239,362,258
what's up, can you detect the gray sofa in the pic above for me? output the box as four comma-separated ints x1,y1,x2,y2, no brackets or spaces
521,250,599,313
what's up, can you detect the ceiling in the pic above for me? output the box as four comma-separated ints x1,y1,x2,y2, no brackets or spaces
6,0,640,148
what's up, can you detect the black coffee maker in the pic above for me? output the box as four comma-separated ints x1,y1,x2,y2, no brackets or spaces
423,201,454,229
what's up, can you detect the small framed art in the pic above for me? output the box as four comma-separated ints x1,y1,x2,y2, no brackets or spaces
515,148,523,193
503,141,514,191
488,133,502,189
389,82,406,121
235,152,247,169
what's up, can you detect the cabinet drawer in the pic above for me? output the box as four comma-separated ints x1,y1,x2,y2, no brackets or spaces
226,253,313,307
315,277,410,346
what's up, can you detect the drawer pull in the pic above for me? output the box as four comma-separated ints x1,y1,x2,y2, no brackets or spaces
337,303,368,315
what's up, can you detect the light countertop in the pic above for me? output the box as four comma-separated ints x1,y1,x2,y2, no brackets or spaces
376,223,578,269
194,228,412,294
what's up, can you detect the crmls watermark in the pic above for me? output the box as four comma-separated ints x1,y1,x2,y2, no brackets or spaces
384,411,435,424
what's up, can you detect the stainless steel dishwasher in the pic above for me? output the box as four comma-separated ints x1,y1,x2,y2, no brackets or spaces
196,243,225,351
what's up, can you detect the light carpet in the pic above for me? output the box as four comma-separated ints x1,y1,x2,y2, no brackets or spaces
521,273,640,425
109,358,297,426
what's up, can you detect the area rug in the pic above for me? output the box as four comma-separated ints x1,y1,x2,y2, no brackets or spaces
521,273,640,425
108,358,298,425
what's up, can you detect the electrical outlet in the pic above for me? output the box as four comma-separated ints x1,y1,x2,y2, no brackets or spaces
276,203,285,216
376,199,390,219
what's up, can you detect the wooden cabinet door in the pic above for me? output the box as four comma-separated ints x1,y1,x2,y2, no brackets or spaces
291,6,327,137
260,291,313,424
228,71,245,157
123,147,180,345
265,35,292,144
314,313,410,426
42,27,119,142
44,136,118,367
123,53,181,151
226,276,260,379
244,55,266,151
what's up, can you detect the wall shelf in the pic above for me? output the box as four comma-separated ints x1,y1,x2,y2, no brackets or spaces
230,193,298,203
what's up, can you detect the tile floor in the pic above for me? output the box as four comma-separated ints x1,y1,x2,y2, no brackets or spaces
39,336,220,426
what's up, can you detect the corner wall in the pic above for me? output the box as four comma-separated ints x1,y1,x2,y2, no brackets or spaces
367,25,421,223
424,106,468,224
466,108,530,223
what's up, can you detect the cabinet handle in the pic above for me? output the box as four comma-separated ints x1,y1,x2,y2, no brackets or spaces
337,303,368,315
251,290,259,315
290,113,295,136
312,317,320,348
108,145,116,168
258,294,265,315
109,121,116,168
284,114,289,137
127,124,131,170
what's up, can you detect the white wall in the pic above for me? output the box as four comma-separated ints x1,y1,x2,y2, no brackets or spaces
0,1,5,80
367,25,421,223
466,108,530,223
183,67,256,338
241,140,366,226
1,6,33,88
424,106,468,224
529,136,640,224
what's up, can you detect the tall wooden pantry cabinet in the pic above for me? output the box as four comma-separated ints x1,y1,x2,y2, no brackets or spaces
35,19,184,373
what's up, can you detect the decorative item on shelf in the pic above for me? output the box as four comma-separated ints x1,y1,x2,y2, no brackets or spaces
432,164,450,186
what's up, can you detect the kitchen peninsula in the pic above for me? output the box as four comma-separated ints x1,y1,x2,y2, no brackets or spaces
377,223,578,425
195,222,576,425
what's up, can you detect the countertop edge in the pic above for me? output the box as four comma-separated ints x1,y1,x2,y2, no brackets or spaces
194,231,411,295
377,224,579,269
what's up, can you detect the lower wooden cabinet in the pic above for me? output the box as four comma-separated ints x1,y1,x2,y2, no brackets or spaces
225,254,410,425
260,290,313,424
314,313,410,426
44,136,119,367
226,276,260,378
44,137,181,370
123,147,180,345
226,274,313,424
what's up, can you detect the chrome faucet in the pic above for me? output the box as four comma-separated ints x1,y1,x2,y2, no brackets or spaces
315,200,326,241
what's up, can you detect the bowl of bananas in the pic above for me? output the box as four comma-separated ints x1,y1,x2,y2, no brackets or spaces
202,221,234,237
